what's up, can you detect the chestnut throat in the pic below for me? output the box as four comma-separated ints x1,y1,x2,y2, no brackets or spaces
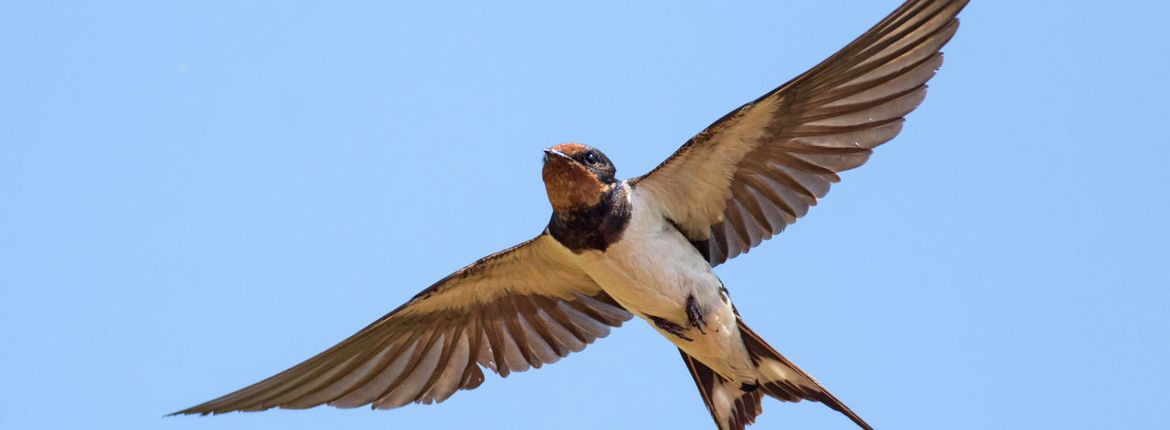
547,184,631,253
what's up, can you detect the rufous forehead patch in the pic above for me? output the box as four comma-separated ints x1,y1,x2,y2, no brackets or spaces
550,142,589,157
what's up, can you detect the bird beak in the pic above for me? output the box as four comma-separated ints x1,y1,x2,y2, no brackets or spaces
543,148,574,164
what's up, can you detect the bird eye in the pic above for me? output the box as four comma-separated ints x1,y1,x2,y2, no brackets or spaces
584,152,599,165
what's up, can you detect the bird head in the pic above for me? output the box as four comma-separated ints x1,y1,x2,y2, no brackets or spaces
542,143,617,212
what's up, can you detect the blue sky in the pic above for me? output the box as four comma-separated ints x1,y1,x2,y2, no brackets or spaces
2,1,1167,429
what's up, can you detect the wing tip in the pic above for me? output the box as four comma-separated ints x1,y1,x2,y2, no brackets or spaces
165,406,224,417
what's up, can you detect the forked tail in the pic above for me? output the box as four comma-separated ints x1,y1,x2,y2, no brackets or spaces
678,349,764,430
678,319,872,430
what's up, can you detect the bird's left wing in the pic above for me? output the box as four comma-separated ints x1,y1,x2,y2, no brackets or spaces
631,0,966,266
175,233,631,415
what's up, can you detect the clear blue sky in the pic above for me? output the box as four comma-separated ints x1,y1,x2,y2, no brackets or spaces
2,1,1167,429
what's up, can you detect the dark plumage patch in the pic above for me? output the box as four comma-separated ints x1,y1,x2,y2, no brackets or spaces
649,315,692,342
548,184,631,253
718,281,739,315
686,294,707,334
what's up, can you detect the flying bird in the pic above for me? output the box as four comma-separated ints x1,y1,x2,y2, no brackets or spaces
175,1,967,428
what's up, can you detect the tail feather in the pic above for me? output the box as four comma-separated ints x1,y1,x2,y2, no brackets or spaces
738,320,873,430
678,349,764,430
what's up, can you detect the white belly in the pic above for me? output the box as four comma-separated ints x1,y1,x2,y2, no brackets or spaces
566,185,755,381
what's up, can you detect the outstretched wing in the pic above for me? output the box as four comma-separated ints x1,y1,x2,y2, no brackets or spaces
632,0,967,265
175,234,631,415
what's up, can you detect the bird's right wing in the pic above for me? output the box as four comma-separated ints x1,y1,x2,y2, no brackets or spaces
631,0,966,266
175,233,632,415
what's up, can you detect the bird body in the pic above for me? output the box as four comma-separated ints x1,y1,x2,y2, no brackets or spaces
560,181,754,383
540,143,870,430
175,1,969,429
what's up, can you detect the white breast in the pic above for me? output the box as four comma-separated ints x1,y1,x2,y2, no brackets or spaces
566,183,754,381
572,185,712,315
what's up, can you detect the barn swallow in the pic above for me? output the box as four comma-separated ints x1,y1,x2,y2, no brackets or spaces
174,1,967,429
